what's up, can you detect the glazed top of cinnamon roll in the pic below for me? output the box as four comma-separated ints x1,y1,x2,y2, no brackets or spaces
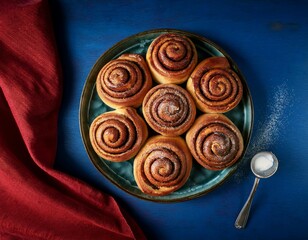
187,56,243,113
89,107,148,162
146,33,198,84
142,83,196,136
96,53,152,109
186,113,244,171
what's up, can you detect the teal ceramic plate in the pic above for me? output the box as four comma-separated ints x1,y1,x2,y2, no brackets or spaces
79,29,253,202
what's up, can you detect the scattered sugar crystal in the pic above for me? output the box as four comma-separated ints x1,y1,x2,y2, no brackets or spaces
232,82,293,183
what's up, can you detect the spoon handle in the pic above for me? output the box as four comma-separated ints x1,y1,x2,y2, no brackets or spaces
235,177,260,229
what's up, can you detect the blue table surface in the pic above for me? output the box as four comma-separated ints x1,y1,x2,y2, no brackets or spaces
51,1,308,239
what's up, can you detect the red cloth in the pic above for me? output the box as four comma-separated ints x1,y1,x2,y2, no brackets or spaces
0,1,146,239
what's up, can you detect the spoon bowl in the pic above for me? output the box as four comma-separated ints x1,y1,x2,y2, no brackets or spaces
251,151,279,179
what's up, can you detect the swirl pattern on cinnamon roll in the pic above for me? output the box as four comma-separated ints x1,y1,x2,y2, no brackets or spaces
134,135,192,196
146,33,198,84
142,84,196,136
96,53,152,109
187,57,243,113
186,113,244,170
89,107,148,162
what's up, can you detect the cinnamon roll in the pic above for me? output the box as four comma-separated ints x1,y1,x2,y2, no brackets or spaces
186,113,244,171
96,53,152,109
186,57,243,113
134,135,192,196
146,33,198,84
89,107,148,162
142,84,196,136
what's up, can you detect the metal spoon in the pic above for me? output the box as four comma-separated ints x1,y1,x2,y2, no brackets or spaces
234,151,279,229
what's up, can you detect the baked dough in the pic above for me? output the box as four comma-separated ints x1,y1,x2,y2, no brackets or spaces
186,113,244,170
89,107,148,162
142,83,196,136
146,33,198,84
134,135,192,196
96,53,152,109
187,56,243,113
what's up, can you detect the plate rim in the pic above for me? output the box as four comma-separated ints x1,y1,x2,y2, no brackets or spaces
79,28,254,203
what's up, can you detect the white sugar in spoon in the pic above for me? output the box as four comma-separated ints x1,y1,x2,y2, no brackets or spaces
235,151,279,229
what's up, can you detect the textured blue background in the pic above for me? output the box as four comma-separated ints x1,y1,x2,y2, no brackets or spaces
51,1,308,239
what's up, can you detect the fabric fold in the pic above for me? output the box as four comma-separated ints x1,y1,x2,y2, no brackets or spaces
0,0,146,239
